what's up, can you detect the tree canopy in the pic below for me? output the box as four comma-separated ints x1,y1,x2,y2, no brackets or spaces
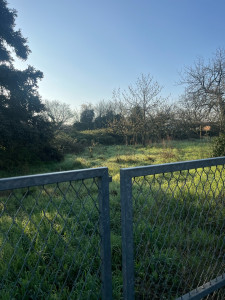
0,0,60,168
0,0,30,61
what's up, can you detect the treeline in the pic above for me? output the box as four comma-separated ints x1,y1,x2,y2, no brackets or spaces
71,48,225,146
70,72,221,147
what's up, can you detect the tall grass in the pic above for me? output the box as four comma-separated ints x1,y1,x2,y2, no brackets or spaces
1,139,224,299
0,139,212,179
131,166,225,298
0,180,102,299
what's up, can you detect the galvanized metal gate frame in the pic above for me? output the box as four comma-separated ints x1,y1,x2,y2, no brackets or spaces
1,157,225,299
120,157,225,300
0,167,112,300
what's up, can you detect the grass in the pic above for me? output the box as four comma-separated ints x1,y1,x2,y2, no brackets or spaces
131,165,225,298
0,138,213,179
1,138,224,299
0,180,102,299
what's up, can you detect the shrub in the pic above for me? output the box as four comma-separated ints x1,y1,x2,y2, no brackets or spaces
53,132,84,155
212,134,225,157
72,129,124,146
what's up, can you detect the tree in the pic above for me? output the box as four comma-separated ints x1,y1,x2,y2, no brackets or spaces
94,100,112,119
44,100,75,130
0,0,30,62
151,104,175,140
129,105,144,144
112,74,164,145
180,49,225,132
109,97,130,145
73,104,95,130
93,100,118,129
0,0,60,167
80,107,94,124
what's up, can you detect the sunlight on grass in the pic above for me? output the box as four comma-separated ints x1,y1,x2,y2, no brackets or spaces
0,139,213,179
1,138,223,299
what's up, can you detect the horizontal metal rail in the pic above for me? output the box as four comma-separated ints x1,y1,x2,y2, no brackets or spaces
0,167,109,191
120,156,225,178
176,273,225,300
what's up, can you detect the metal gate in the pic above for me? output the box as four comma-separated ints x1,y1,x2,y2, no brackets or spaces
0,167,112,299
1,157,225,299
120,157,225,299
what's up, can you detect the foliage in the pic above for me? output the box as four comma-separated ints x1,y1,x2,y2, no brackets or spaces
0,139,212,178
94,110,120,129
212,134,225,157
74,104,95,130
71,128,124,146
0,0,61,168
53,132,84,155
0,0,30,61
112,74,165,145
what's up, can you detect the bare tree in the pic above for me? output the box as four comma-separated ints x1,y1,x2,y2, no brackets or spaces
44,100,76,130
180,93,208,122
180,48,225,131
94,99,114,118
122,74,164,145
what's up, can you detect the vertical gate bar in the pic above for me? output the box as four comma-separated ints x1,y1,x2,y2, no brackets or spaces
98,168,112,300
120,169,135,300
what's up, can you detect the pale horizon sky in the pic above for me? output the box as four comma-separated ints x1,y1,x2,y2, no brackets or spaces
8,0,225,109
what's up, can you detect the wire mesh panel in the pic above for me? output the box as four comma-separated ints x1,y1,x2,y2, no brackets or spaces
0,168,112,300
120,158,225,300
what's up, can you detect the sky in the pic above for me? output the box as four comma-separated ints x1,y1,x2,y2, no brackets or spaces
7,0,225,109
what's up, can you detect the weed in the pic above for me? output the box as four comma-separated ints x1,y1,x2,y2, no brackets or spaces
161,149,177,160
144,155,155,162
88,140,98,158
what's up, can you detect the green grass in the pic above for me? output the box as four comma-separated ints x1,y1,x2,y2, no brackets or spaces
0,138,213,179
1,139,224,299
0,180,102,299
131,165,225,298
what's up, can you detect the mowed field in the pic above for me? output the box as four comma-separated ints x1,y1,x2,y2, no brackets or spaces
1,139,225,299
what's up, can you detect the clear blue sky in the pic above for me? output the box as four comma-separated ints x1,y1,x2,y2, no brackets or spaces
8,0,225,109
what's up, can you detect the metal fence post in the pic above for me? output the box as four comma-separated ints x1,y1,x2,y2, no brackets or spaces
120,169,135,300
98,168,113,300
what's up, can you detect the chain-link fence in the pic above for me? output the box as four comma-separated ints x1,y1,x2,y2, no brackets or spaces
1,158,225,299
121,157,225,299
0,168,112,300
